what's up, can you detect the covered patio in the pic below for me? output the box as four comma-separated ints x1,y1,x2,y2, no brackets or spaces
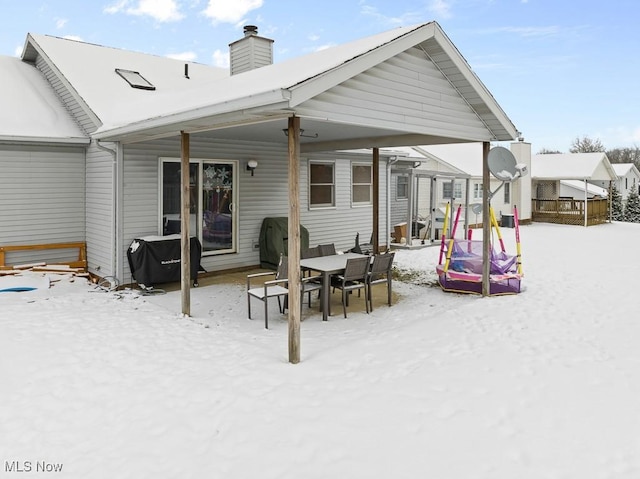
94,22,519,362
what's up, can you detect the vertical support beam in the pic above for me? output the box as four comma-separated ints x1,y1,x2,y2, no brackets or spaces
372,148,380,253
180,131,191,316
482,141,491,297
584,179,588,227
287,116,301,364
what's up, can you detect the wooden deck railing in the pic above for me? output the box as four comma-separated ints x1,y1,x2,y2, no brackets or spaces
532,199,608,226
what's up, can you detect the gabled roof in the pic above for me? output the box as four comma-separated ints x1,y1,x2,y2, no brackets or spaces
532,152,617,181
612,163,640,178
20,22,517,147
23,33,229,133
0,56,87,144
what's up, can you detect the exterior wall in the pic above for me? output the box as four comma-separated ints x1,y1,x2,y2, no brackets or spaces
295,47,493,141
120,137,388,284
592,170,639,200
0,143,85,265
85,142,116,276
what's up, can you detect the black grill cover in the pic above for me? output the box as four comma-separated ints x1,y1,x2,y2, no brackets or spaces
127,236,201,287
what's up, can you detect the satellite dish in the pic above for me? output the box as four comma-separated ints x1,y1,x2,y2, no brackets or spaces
471,203,483,215
487,147,527,181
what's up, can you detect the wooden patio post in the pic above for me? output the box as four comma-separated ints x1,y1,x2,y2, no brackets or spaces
372,148,380,253
287,116,301,364
180,131,191,316
482,141,491,297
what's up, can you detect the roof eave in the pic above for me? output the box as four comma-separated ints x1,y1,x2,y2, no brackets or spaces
0,135,90,146
93,89,292,142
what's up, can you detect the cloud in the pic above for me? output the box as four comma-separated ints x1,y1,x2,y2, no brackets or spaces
212,49,229,68
166,51,197,61
360,2,432,26
55,18,68,29
62,35,84,42
428,0,453,19
201,0,263,24
104,0,184,22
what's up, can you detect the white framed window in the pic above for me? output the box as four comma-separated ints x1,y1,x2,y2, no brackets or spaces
503,182,510,203
160,158,238,256
396,175,408,200
309,161,335,208
443,181,462,199
352,163,372,206
473,183,483,200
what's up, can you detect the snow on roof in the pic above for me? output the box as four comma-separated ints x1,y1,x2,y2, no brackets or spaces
532,152,616,181
560,179,608,197
27,33,230,132
611,163,639,177
0,55,86,142
419,143,484,176
26,24,425,134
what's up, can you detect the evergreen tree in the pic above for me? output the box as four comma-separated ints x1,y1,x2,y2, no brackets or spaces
610,184,624,221
623,188,640,223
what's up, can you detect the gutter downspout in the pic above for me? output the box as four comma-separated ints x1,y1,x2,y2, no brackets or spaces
386,157,399,250
96,140,121,279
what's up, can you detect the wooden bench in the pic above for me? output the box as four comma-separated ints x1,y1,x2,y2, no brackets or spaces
0,242,87,272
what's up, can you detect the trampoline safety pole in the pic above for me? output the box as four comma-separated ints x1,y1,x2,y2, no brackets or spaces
514,205,523,275
443,205,462,273
438,202,450,265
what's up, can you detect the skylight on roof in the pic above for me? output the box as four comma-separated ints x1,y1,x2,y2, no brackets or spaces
115,68,155,90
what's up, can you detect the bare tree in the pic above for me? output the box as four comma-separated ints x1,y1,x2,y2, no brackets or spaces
569,135,605,153
537,148,563,154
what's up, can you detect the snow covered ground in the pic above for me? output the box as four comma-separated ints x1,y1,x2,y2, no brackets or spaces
2,221,640,479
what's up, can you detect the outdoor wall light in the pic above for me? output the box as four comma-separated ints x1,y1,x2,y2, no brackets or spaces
247,159,258,176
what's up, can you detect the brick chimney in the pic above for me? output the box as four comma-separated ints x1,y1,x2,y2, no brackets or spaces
229,25,274,75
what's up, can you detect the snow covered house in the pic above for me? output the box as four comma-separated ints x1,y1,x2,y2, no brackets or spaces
0,22,518,283
388,141,532,244
531,152,617,226
591,163,640,200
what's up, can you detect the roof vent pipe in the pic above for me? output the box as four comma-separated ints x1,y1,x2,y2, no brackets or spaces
244,25,258,36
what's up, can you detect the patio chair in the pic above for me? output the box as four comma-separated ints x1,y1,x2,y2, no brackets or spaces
367,252,395,311
347,232,374,255
279,256,324,310
247,255,289,329
301,245,321,278
331,256,370,318
318,243,337,256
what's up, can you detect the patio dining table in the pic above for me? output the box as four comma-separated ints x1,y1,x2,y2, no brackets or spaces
300,252,369,321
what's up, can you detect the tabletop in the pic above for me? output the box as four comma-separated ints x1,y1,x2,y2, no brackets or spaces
300,252,368,273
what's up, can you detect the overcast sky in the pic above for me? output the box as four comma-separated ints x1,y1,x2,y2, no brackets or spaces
1,0,638,153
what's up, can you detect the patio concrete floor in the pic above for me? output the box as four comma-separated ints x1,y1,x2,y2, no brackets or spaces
155,267,401,319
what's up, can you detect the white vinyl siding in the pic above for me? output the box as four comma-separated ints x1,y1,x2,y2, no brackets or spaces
85,143,116,276
0,145,85,265
119,138,387,283
295,46,493,141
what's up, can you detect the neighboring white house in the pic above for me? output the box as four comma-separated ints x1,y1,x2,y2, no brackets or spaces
591,163,640,200
0,22,519,283
532,152,618,200
418,141,532,226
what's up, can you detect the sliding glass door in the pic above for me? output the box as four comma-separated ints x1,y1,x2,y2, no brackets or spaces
160,158,237,255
